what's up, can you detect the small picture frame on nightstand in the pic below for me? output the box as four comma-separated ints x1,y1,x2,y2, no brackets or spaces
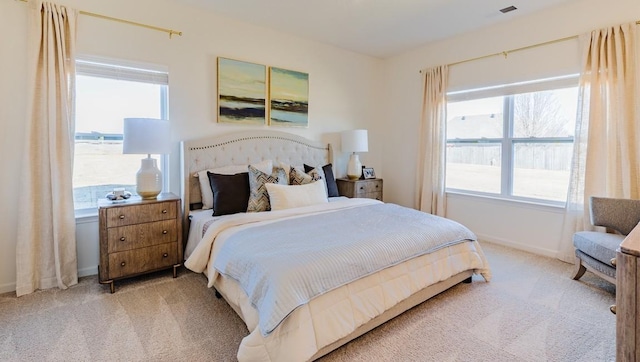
363,167,376,179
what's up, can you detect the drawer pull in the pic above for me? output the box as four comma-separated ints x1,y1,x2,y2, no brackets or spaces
375,184,379,188
120,237,126,241
162,230,168,234
163,253,169,258
119,215,125,219
359,186,364,190
120,262,126,267
162,209,168,214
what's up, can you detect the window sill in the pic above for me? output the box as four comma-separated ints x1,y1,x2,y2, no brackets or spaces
445,190,566,213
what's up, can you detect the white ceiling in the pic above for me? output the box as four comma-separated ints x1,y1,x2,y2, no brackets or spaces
176,0,577,58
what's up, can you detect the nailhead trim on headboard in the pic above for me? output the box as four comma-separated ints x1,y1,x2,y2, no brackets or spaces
190,135,328,152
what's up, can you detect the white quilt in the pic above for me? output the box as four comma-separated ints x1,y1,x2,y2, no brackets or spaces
184,199,491,361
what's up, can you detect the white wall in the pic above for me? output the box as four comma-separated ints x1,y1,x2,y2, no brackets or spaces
0,1,29,295
0,0,384,293
381,0,640,257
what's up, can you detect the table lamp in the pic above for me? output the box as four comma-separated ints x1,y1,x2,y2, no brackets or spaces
123,118,171,199
341,129,368,180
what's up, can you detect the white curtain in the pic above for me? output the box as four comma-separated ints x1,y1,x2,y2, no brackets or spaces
558,22,639,262
416,65,448,216
16,1,78,296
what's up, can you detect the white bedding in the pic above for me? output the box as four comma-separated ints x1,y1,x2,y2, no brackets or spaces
184,199,491,361
185,196,349,260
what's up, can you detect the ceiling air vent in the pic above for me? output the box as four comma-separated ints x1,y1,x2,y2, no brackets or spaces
500,5,517,13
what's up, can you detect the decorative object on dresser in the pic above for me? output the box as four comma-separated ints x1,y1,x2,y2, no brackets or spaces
123,118,171,199
616,222,640,361
341,129,368,180
98,192,182,293
336,178,383,201
362,167,376,179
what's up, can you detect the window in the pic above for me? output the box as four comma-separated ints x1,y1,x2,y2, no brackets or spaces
73,58,169,211
445,76,578,203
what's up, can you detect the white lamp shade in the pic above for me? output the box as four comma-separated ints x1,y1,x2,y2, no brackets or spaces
341,129,368,153
123,118,171,155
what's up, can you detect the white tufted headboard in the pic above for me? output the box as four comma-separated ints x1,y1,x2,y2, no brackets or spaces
180,130,332,225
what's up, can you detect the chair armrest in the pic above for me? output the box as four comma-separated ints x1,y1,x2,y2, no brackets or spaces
590,196,640,235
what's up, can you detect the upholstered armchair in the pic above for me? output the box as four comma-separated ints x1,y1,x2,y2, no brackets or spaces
572,196,640,285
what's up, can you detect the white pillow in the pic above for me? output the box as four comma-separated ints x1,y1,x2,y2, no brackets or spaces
196,159,272,210
265,181,328,211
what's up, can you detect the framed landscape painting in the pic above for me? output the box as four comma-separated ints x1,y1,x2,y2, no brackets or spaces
269,67,309,127
217,57,266,125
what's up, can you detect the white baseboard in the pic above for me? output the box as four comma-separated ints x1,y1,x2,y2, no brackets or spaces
476,233,560,259
0,281,16,295
78,266,98,278
0,266,98,295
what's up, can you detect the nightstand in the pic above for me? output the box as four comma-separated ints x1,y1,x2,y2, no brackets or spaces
98,192,183,293
336,178,383,201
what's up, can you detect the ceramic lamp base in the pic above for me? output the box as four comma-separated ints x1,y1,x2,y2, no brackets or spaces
347,153,362,180
136,157,162,199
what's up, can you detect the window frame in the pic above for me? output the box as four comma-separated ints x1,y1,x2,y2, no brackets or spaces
74,56,170,215
445,75,579,206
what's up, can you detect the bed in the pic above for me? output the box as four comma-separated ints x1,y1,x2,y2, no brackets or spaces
181,130,491,362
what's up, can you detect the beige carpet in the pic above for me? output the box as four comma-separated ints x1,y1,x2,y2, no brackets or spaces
0,242,616,361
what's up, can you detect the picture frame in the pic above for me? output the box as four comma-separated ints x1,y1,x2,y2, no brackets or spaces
363,167,376,179
269,67,309,127
217,57,267,125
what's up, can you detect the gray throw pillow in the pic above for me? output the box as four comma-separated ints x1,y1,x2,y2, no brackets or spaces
289,166,322,185
247,165,287,212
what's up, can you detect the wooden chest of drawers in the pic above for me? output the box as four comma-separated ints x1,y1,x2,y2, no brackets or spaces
98,193,182,293
336,178,383,201
616,225,640,361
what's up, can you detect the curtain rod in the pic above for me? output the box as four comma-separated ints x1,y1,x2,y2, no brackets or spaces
18,0,183,38
420,20,640,72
